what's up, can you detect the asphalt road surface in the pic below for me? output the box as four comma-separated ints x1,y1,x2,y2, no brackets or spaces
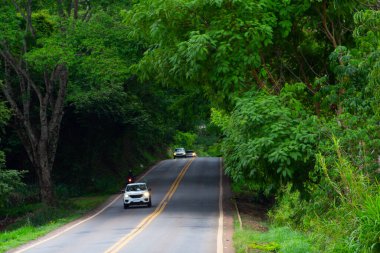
11,157,233,253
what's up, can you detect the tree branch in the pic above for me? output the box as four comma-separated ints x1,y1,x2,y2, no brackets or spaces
0,48,43,102
2,61,38,156
10,0,35,37
48,64,68,166
259,52,281,93
320,0,338,48
74,0,79,19
251,69,265,89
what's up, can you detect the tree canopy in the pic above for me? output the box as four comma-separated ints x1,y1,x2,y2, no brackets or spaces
1,0,380,250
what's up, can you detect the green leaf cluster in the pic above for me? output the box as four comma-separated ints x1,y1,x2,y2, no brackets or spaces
0,168,25,208
123,0,313,107
212,85,318,192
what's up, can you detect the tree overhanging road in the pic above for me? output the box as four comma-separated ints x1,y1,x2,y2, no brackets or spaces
10,157,234,253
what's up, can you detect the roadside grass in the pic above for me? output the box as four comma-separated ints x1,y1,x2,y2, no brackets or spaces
233,214,315,253
0,195,110,253
234,225,315,253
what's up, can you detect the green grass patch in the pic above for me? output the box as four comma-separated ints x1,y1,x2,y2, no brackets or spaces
69,195,109,210
234,226,315,253
0,195,109,253
0,220,72,253
0,203,43,219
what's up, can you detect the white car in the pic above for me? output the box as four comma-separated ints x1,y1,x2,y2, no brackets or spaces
123,182,152,209
173,147,186,158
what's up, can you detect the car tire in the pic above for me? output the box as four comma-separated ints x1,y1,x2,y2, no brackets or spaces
124,204,129,209
147,199,152,208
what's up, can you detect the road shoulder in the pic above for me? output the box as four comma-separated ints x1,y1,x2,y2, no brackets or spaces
222,174,235,253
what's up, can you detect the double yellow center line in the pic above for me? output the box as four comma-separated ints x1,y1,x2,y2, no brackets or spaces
105,158,195,253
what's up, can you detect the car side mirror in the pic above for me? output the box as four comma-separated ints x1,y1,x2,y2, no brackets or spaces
121,189,125,193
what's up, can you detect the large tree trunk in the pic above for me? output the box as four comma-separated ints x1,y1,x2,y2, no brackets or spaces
34,155,55,205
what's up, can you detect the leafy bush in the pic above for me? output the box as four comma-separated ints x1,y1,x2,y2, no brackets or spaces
268,184,304,227
0,165,25,208
212,85,318,193
173,130,197,149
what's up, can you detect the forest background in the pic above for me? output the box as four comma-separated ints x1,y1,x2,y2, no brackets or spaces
0,0,379,252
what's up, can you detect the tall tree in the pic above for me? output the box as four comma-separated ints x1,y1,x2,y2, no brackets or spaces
0,1,69,204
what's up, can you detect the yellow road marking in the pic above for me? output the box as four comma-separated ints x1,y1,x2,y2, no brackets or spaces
105,158,194,253
12,160,169,253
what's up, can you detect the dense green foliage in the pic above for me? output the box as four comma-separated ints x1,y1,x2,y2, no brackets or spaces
1,0,380,252
212,85,318,193
270,141,380,252
121,0,380,251
0,1,200,208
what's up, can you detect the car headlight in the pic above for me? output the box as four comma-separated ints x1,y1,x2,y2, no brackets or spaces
124,194,129,198
143,192,150,198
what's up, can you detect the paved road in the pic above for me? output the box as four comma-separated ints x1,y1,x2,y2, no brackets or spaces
11,157,231,253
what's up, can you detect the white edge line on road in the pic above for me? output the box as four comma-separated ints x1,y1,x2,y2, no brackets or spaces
12,161,166,253
217,157,224,253
234,199,243,230
12,195,121,253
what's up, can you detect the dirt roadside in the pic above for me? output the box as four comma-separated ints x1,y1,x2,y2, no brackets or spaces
234,197,270,232
224,180,272,253
222,175,235,253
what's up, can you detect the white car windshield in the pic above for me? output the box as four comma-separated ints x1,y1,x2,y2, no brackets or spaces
126,184,147,191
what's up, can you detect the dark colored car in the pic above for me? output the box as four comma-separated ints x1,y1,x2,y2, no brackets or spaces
186,150,197,157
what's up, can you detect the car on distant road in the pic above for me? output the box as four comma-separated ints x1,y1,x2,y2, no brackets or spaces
123,182,152,209
173,148,186,159
186,150,197,157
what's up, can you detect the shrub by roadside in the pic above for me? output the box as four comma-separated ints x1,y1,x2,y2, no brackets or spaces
269,139,380,253
232,137,379,253
233,193,315,252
